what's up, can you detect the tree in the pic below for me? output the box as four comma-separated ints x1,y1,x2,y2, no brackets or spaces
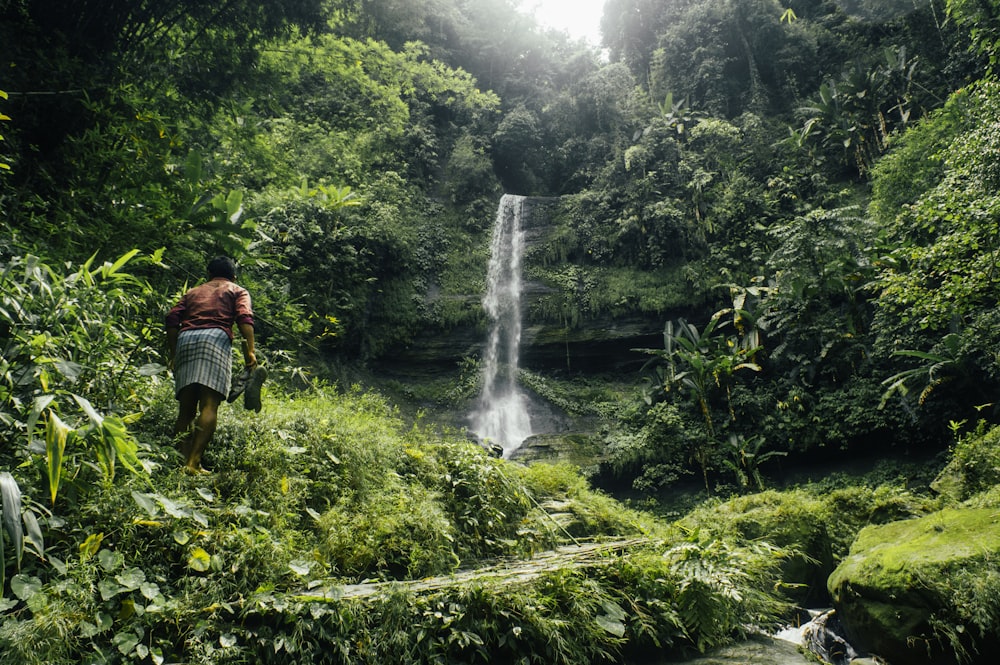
639,314,762,489
648,0,822,118
0,0,325,66
870,82,1000,413
947,0,1000,73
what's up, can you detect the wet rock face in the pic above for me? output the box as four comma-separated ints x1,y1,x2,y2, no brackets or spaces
508,432,605,467
520,315,664,374
801,610,859,665
382,196,666,376
828,507,1000,665
668,635,822,664
380,313,662,378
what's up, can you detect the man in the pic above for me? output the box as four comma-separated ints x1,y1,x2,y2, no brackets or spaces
165,256,264,474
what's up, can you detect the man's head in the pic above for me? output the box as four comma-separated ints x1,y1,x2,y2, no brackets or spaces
208,256,237,280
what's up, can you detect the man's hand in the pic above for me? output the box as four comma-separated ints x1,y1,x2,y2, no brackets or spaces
240,336,257,368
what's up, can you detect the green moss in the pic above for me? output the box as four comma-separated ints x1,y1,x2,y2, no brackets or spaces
833,508,1000,581
823,485,940,559
829,507,1000,663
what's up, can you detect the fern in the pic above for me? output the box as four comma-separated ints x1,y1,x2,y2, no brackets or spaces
663,537,788,652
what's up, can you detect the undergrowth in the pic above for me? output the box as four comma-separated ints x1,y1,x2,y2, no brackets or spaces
1,381,795,664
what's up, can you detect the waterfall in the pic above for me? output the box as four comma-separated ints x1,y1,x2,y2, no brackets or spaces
471,194,533,456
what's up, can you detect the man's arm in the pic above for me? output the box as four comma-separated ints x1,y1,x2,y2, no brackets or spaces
166,326,180,369
238,321,257,368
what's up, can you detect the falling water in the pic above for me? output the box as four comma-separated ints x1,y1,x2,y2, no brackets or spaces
471,194,533,456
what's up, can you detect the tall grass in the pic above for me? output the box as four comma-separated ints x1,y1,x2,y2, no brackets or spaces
0,378,799,664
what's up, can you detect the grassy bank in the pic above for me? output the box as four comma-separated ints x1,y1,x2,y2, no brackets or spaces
1,382,796,664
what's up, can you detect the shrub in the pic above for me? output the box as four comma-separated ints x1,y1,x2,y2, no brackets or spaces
318,481,458,579
931,422,1000,502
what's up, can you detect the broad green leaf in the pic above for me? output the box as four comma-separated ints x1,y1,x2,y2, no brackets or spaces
113,629,141,655
45,411,70,505
140,581,160,600
80,621,100,639
156,495,188,519
71,393,103,426
80,532,104,558
131,491,159,517
595,615,626,637
596,601,627,636
188,547,211,572
99,548,121,572
26,394,55,447
22,510,44,558
172,529,190,545
79,621,102,638
184,150,203,185
103,416,141,474
10,574,42,600
225,190,244,223
288,560,311,576
52,359,82,379
220,633,237,648
49,555,67,575
99,578,125,601
116,567,146,590
97,612,113,631
0,472,23,570
139,362,167,376
106,249,140,277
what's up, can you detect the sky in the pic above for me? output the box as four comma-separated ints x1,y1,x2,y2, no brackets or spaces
521,0,606,45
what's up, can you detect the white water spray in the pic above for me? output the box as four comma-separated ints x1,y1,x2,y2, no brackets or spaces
471,194,533,456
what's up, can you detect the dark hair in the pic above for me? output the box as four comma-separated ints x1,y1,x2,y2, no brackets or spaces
207,256,237,280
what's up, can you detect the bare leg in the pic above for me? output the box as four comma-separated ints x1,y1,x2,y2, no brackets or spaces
184,386,224,474
175,385,200,459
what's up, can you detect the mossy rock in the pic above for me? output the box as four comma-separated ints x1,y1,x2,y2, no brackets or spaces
822,485,939,559
509,432,605,467
664,634,818,664
828,507,1000,665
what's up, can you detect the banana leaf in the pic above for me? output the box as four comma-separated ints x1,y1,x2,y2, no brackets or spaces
0,471,23,589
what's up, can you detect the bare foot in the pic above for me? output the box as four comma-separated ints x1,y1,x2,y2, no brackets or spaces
183,465,212,476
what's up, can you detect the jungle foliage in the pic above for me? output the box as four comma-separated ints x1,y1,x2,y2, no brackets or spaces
3,0,1000,660
0,258,795,662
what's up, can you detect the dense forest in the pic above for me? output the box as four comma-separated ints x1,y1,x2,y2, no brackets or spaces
4,0,1000,663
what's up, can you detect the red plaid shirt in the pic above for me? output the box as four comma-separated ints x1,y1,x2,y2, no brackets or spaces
165,277,254,339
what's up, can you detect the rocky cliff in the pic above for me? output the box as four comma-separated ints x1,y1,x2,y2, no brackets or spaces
382,196,665,378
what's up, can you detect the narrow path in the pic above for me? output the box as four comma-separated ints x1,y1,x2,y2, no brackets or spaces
294,538,649,602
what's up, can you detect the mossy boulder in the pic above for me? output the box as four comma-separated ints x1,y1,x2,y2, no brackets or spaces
828,507,1000,665
675,634,818,664
509,432,605,467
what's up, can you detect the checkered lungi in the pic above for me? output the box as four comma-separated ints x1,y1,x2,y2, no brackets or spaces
174,327,232,398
